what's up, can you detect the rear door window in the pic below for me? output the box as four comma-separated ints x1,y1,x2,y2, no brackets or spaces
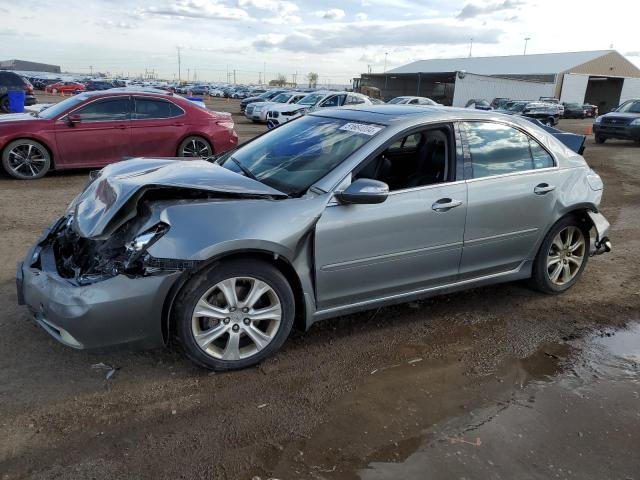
134,97,183,119
462,122,554,178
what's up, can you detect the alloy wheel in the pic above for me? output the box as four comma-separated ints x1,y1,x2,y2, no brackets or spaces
181,138,212,157
547,226,586,285
6,143,48,178
191,276,282,361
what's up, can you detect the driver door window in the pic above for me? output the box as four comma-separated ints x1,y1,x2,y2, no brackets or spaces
320,94,346,108
74,98,130,122
354,126,452,191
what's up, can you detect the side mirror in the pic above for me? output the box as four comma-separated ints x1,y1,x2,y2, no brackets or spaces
335,178,389,205
66,114,81,126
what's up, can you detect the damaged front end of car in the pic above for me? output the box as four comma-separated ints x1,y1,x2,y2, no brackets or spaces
50,214,179,286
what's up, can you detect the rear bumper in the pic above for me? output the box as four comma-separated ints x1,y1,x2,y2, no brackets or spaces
17,245,181,350
25,95,37,106
594,124,640,140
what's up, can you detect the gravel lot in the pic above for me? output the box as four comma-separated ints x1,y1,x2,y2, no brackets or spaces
0,95,638,479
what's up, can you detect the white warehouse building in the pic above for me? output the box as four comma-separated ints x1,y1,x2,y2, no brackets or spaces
355,50,640,113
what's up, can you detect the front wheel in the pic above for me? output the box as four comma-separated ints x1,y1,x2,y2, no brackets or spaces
1,139,51,179
173,259,295,370
530,216,590,294
177,136,213,158
595,134,606,144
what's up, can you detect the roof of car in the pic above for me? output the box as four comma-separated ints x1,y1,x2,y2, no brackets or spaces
311,104,543,128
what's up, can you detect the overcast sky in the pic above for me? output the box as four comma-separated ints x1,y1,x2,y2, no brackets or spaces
1,0,638,84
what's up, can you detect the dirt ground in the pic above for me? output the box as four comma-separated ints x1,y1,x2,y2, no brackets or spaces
0,94,639,479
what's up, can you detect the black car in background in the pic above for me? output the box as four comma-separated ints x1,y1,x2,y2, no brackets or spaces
562,103,587,119
498,101,559,126
593,99,640,144
0,71,37,112
32,78,60,90
84,80,114,91
465,98,492,110
583,104,598,118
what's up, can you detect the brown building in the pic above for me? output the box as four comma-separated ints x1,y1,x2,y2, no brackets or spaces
355,50,640,113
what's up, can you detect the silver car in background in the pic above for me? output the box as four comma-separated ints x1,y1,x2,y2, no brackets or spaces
17,105,611,370
245,91,307,123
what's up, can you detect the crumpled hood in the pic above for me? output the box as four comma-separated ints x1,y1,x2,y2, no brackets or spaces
70,158,287,239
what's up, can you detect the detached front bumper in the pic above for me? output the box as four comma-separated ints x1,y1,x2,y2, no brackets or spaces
17,244,181,350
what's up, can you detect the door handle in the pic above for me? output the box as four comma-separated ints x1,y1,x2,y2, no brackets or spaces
431,198,463,212
534,183,556,195
114,124,128,130
172,122,185,127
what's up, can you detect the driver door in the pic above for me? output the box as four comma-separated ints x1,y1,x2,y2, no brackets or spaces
54,96,132,168
313,125,467,311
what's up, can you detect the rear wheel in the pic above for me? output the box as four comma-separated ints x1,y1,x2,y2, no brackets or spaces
530,216,590,294
178,136,213,158
595,134,606,144
1,139,51,179
173,259,295,370
543,117,554,126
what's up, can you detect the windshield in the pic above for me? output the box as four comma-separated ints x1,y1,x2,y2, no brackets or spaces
388,97,407,104
297,93,325,105
37,94,88,119
616,100,640,113
218,115,382,195
272,93,292,103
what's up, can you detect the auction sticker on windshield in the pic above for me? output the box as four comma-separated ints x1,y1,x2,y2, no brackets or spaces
339,123,383,136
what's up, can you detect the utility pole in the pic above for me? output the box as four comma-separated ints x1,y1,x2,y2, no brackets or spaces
89,65,93,76
523,37,531,55
177,46,182,82
187,68,190,82
258,71,262,84
383,52,388,73
263,61,266,86
469,38,473,57
233,69,236,84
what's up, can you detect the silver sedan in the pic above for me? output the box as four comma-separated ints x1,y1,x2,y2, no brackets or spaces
17,105,611,370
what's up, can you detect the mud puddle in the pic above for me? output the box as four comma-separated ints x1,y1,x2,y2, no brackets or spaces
271,322,640,479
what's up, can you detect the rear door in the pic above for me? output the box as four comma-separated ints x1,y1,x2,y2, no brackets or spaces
54,96,131,167
459,121,560,279
130,96,188,157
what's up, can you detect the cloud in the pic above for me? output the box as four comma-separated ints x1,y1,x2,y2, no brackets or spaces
95,19,136,29
355,12,368,21
238,0,299,16
314,8,346,20
254,20,502,53
0,27,17,35
625,51,640,57
457,0,522,19
141,0,249,21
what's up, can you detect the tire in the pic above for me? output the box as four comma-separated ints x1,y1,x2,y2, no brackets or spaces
595,134,606,144
172,259,295,371
530,215,590,295
177,136,213,158
1,139,51,179
0,95,9,113
543,117,554,127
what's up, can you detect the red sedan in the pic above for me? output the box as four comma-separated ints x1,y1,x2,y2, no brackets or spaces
0,90,238,179
45,81,86,94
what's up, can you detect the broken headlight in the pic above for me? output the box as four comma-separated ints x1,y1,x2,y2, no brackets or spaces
125,223,169,266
